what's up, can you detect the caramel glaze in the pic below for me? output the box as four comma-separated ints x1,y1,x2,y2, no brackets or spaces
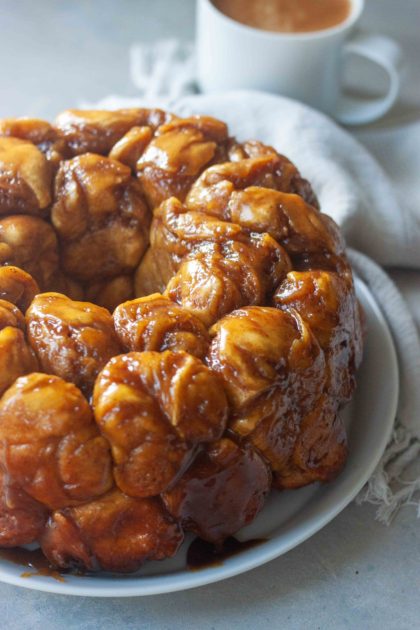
0,538,267,577
187,536,267,570
0,547,66,582
162,436,271,544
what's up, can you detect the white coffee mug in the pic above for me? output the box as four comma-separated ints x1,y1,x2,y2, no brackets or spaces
196,0,403,125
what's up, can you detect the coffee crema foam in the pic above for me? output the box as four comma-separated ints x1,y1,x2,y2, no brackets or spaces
212,0,352,33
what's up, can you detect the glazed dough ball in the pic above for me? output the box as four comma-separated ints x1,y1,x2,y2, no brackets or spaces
274,270,363,402
0,373,113,509
113,293,209,358
164,251,256,327
165,233,291,327
208,306,326,477
0,117,67,170
0,471,47,547
54,108,172,155
0,136,52,216
0,298,26,331
0,296,39,397
93,350,228,497
208,306,325,412
163,438,271,543
51,153,150,282
0,215,59,290
186,155,298,215
26,292,121,395
135,196,290,298
0,266,40,312
226,139,319,208
85,275,134,313
138,197,247,288
0,326,39,396
109,125,153,170
274,394,347,489
190,185,342,256
137,116,228,208
41,490,183,572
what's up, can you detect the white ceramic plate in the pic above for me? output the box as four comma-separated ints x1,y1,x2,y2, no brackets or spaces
0,278,398,597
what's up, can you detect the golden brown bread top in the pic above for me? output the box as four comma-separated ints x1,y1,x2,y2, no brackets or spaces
93,350,228,497
187,155,299,212
0,265,40,311
0,107,363,566
51,153,150,282
26,292,121,395
164,241,289,327
0,215,59,290
109,125,153,170
0,117,57,145
136,116,228,208
273,270,363,401
54,108,173,156
227,139,320,208
0,373,113,509
164,251,263,328
208,305,325,413
0,326,39,396
0,298,26,331
157,116,229,143
113,293,209,358
0,117,67,170
0,137,52,218
198,186,342,255
207,305,336,478
145,196,291,293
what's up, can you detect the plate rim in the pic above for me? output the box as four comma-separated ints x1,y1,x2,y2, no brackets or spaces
0,277,399,597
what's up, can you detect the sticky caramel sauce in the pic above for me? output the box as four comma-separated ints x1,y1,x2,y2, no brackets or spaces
0,547,66,582
187,536,267,570
212,0,352,33
1,539,267,579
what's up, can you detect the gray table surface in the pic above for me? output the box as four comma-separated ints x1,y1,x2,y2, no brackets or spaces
0,1,419,628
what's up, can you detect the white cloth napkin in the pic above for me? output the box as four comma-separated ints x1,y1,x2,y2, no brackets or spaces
85,40,420,522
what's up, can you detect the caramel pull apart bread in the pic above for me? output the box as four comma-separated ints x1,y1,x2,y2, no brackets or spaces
0,108,363,572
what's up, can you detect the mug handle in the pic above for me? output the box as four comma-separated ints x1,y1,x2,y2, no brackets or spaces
335,32,403,126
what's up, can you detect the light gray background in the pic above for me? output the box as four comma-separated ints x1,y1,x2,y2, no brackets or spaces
0,1,419,628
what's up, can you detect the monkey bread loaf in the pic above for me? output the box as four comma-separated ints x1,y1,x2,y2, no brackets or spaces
0,108,363,574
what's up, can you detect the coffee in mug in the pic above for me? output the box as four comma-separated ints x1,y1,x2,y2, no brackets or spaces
197,0,403,125
212,0,352,34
